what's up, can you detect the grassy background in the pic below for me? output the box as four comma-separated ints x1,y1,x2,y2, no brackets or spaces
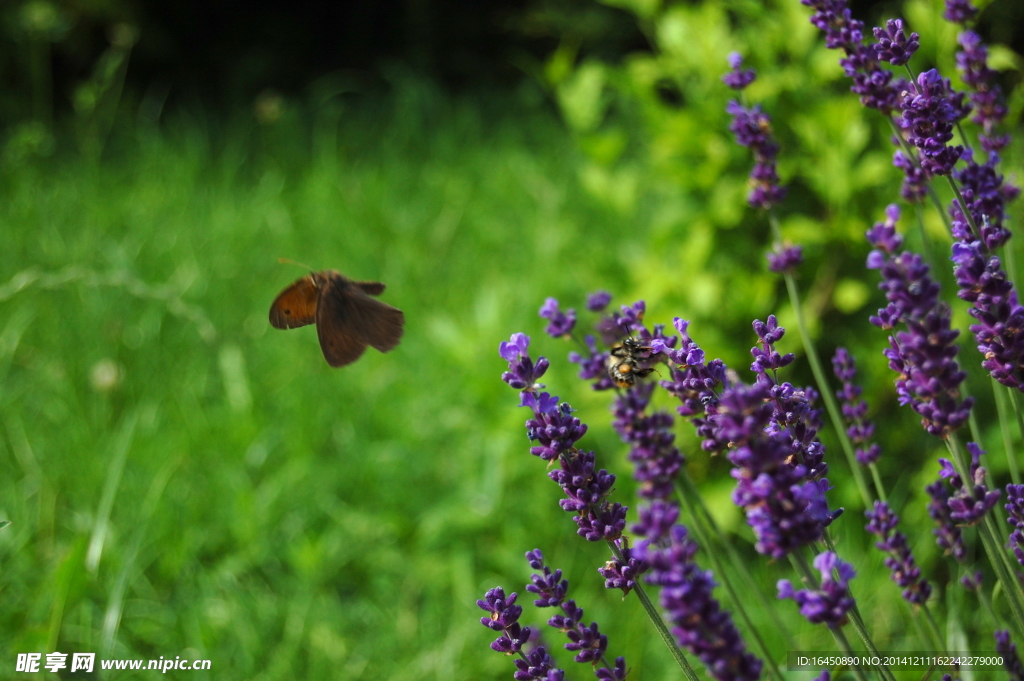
2,12,1022,678
0,87,746,680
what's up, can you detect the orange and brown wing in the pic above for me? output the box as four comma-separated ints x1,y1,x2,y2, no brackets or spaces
315,279,369,367
269,275,319,329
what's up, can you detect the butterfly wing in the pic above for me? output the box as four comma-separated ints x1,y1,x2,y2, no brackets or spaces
352,295,405,353
356,281,386,296
269,275,318,329
316,276,370,367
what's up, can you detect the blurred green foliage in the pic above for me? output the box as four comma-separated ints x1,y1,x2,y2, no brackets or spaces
3,0,1024,678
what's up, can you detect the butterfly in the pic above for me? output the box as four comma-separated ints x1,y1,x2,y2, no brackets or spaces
269,270,405,367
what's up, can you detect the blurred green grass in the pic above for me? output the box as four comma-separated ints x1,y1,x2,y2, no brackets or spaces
0,87,716,680
0,78,1008,679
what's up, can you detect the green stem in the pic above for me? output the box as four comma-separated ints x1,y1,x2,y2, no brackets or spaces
867,462,887,504
608,542,700,681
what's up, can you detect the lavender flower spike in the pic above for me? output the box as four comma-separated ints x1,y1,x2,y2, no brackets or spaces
526,550,627,680
723,52,756,90
872,19,919,66
587,290,612,312
501,333,550,390
831,348,880,466
540,298,577,339
1007,484,1024,566
867,205,974,437
778,551,856,626
944,0,978,24
726,100,787,210
478,587,532,654
865,501,932,604
899,68,967,176
938,443,1000,525
641,524,763,681
996,630,1024,681
767,244,803,274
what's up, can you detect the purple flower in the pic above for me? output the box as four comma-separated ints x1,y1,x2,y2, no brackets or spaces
832,348,881,466
711,382,836,558
631,499,680,543
751,315,795,374
598,538,649,595
872,19,919,65
751,317,828,481
526,549,569,607
640,525,763,681
952,153,1017,250
938,443,1001,524
501,333,550,390
778,551,856,625
527,550,624,675
767,244,803,273
926,479,967,561
960,570,983,590
525,398,587,461
956,30,1010,153
867,206,974,436
996,630,1024,681
943,0,978,24
899,68,968,176
612,382,685,500
865,501,932,604
586,290,612,312
568,335,615,391
801,0,906,113
478,587,532,654
513,647,563,681
1007,484,1024,566
539,298,577,339
723,52,756,90
546,447,627,542
726,101,787,209
595,658,627,681
893,150,930,203
950,240,1024,391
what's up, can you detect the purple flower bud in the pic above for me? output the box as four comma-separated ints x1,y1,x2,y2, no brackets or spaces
501,333,550,390
899,69,968,176
640,524,762,681
926,479,967,561
832,348,882,466
996,630,1024,681
872,19,920,65
726,101,787,209
598,538,649,595
586,290,612,312
514,647,561,681
778,551,856,625
767,244,803,273
943,0,978,25
525,400,587,461
723,52,757,90
865,501,932,604
539,298,577,339
526,550,570,607
595,657,627,681
1006,484,1024,566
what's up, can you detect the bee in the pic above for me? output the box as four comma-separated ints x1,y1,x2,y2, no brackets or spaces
606,337,656,388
